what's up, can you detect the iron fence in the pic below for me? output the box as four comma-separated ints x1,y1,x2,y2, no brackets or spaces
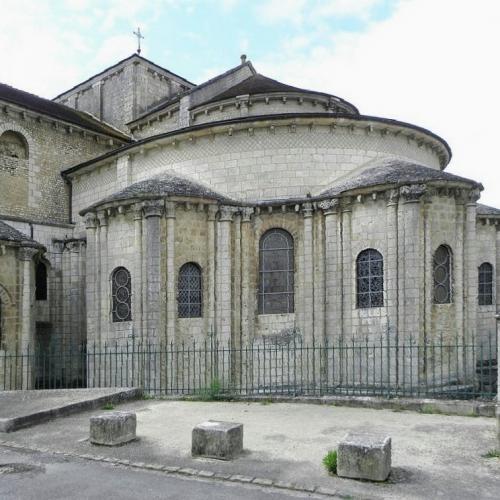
0,333,497,399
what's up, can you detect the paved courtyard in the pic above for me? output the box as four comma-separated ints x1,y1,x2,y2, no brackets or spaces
0,399,498,499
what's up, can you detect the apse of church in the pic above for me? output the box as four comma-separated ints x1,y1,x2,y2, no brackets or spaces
1,52,499,392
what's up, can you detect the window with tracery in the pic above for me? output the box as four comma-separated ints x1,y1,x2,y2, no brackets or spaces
258,229,294,314
111,267,132,322
433,245,452,304
356,249,384,308
478,262,493,306
178,263,202,318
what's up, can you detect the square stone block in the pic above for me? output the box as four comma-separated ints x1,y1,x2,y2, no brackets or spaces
90,411,136,446
192,420,243,460
337,433,391,481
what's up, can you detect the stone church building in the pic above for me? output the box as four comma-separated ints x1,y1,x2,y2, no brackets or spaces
0,53,498,389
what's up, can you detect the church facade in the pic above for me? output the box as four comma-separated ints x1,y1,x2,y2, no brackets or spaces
1,53,498,390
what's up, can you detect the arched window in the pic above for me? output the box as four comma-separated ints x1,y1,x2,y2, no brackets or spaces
35,262,47,301
0,131,28,160
356,249,384,308
111,267,132,322
178,263,202,318
258,229,294,314
433,245,452,304
478,262,493,306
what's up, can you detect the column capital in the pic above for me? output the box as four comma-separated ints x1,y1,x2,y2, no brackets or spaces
385,188,399,206
400,184,426,203
18,246,38,261
341,196,353,212
318,198,339,216
143,199,164,218
132,202,143,220
467,188,481,205
301,201,314,218
241,206,254,222
207,204,218,221
219,205,236,222
84,212,98,229
165,201,176,219
96,210,108,227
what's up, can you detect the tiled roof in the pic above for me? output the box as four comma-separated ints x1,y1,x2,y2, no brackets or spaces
81,173,233,213
201,74,358,112
477,203,500,216
0,220,43,247
320,159,481,197
0,82,131,141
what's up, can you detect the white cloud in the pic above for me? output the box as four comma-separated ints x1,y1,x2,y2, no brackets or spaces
256,0,500,206
256,0,308,25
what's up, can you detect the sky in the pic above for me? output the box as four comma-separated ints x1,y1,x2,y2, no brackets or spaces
1,0,499,206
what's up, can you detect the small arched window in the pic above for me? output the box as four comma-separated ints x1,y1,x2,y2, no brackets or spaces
35,262,47,301
258,229,294,314
478,262,493,306
111,267,132,322
433,245,452,304
178,263,202,318
356,249,384,308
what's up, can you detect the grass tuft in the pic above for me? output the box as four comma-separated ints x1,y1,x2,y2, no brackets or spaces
102,402,115,410
483,449,500,459
322,450,338,475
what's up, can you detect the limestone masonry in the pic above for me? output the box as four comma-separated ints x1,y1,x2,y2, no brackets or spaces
0,52,498,390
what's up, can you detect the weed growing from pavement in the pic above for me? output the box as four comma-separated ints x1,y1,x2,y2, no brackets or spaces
260,398,273,405
421,405,444,415
483,449,500,459
141,393,154,400
102,402,115,410
322,450,338,475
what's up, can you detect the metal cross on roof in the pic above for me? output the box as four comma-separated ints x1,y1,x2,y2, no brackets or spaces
133,27,144,55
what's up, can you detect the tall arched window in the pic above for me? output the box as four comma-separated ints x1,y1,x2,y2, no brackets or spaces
0,131,28,160
111,267,132,322
258,229,294,314
356,249,384,308
478,262,493,306
35,262,47,301
178,263,202,318
433,245,452,304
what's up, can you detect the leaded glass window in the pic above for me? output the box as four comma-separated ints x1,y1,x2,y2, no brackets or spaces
111,267,132,322
178,263,202,318
356,249,384,308
433,245,452,304
478,262,493,306
258,229,294,314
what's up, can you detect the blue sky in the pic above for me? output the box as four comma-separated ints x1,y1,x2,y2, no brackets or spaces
1,0,499,205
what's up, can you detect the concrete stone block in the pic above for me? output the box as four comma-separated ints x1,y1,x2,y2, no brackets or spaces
192,420,243,460
337,433,391,481
90,411,136,446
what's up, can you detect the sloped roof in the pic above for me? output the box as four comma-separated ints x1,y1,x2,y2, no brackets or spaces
81,173,233,214
320,159,481,197
200,73,358,112
0,83,131,141
477,203,500,216
0,220,43,247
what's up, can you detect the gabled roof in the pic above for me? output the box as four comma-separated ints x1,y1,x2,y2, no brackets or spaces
0,82,131,142
0,220,43,248
80,173,233,214
320,159,481,197
200,73,358,113
53,53,195,100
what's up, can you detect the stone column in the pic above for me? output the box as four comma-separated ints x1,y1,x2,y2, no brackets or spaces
341,198,353,339
165,201,176,344
132,204,143,341
207,205,218,338
240,207,254,345
495,313,500,449
302,202,314,342
18,246,37,389
97,210,108,345
216,206,234,344
385,190,399,385
399,184,426,387
143,200,164,343
319,199,341,342
464,190,480,346
496,226,500,311
233,213,242,349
